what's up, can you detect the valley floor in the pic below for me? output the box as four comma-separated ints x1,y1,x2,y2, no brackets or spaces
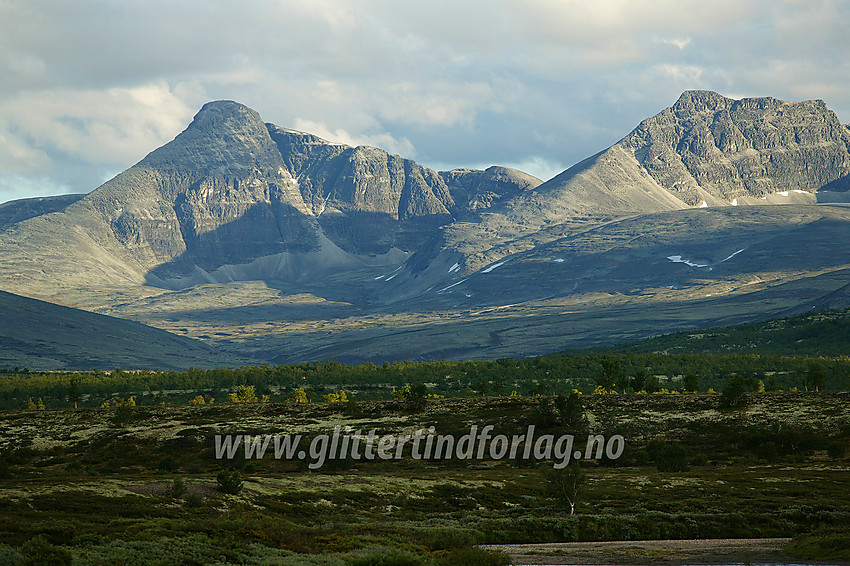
0,394,848,564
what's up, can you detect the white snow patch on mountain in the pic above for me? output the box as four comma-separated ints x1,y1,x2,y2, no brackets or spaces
667,255,709,268
481,261,507,273
720,249,745,263
437,279,468,293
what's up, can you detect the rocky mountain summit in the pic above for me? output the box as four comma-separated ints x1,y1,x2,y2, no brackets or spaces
626,90,850,205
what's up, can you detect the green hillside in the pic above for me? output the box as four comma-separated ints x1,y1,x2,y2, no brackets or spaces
599,309,850,357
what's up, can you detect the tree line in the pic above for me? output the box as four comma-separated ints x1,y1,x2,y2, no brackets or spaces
1,351,847,409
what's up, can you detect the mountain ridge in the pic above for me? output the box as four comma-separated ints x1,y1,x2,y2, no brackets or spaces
3,91,850,368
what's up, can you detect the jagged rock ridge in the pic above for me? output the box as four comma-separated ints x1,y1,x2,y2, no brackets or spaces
624,90,850,205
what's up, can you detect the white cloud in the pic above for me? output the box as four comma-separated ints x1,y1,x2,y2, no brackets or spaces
0,82,202,190
654,37,692,50
292,119,417,159
0,172,74,201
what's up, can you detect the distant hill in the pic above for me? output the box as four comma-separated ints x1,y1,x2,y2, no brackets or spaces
0,290,244,370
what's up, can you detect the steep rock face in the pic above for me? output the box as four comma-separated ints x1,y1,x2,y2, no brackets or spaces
268,125,455,254
98,101,319,277
3,100,539,297
4,92,850,304
0,102,325,295
401,91,850,282
622,90,850,205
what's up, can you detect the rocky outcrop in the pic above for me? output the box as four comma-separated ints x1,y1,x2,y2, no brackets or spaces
402,91,850,281
3,92,850,302
0,100,539,295
97,101,319,276
623,90,850,205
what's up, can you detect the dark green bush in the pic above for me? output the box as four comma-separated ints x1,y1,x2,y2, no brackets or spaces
720,375,749,408
436,547,511,566
170,478,187,498
827,441,846,460
185,493,205,508
216,469,242,494
158,455,179,472
20,536,72,566
423,527,479,550
347,547,425,566
648,440,690,472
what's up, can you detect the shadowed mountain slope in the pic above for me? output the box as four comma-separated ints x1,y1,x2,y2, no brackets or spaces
0,290,243,370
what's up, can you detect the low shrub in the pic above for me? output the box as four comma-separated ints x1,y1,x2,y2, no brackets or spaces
347,546,425,566
216,469,242,494
422,527,480,550
436,547,511,566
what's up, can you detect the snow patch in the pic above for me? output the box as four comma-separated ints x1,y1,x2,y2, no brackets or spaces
437,279,468,293
699,200,708,208
731,198,738,206
376,265,404,281
448,262,460,273
720,249,745,263
793,189,807,194
667,255,709,268
481,260,507,273
552,258,565,263
778,191,789,197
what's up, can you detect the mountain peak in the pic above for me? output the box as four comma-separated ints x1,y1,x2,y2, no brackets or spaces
140,99,282,177
187,100,267,136
625,91,850,206
673,90,731,113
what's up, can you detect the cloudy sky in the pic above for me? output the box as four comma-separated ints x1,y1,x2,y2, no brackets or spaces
1,0,848,204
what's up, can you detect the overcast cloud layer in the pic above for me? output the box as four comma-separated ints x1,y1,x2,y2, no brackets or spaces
1,0,849,203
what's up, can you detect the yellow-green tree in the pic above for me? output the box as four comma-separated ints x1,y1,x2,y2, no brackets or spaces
287,387,309,403
323,390,349,403
229,385,259,403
